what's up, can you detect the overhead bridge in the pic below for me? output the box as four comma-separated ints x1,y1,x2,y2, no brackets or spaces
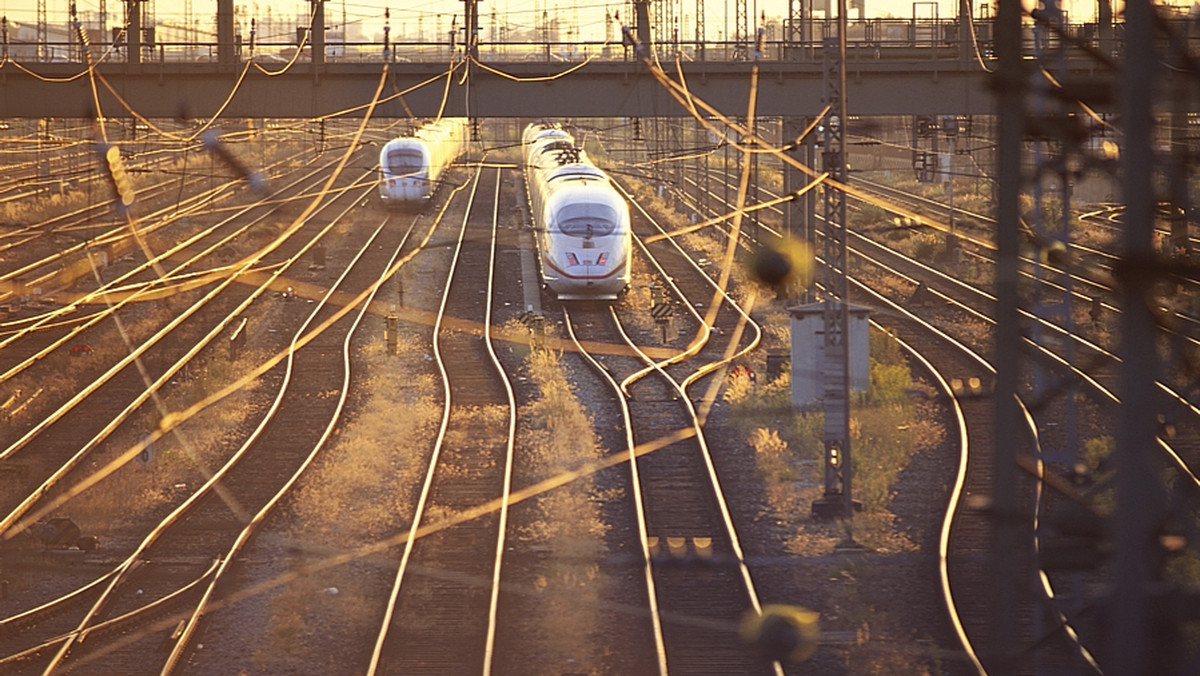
0,4,1157,122
0,52,1125,120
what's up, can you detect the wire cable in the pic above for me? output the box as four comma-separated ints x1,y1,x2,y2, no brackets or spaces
467,45,606,82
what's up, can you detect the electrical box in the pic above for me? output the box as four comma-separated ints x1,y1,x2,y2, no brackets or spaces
789,303,871,409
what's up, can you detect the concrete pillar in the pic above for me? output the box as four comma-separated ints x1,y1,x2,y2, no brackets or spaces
127,0,142,65
216,0,235,65
312,0,325,67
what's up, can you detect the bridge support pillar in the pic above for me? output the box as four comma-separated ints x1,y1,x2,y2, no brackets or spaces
311,0,325,68
634,0,652,57
217,0,235,65
127,0,142,65
957,0,972,62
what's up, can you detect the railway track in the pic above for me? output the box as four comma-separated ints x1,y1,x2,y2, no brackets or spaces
4,116,1193,673
542,177,778,673
0,129,391,672
367,163,516,674
674,158,1200,673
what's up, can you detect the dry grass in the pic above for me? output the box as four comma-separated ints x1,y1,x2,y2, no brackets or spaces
514,347,611,670
253,572,381,673
256,332,441,670
721,324,947,670
61,315,280,534
286,334,440,546
1,131,353,526
0,190,94,224
724,328,943,542
18,291,300,536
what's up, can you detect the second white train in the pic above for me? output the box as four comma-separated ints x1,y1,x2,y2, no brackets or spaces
379,118,468,204
522,122,632,300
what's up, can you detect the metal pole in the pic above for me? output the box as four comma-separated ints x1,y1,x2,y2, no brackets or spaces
127,0,141,65
1098,0,1114,57
463,0,479,60
993,0,1025,668
1110,0,1165,672
958,0,972,61
813,0,854,522
784,118,803,243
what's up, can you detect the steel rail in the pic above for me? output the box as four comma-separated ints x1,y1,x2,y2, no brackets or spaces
481,165,519,676
0,157,356,373
851,269,1097,674
562,305,670,675
608,306,784,676
0,175,378,538
366,161,487,675
159,210,412,674
0,559,220,668
36,181,381,673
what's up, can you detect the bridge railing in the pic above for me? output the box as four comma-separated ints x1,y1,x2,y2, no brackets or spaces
4,17,1200,66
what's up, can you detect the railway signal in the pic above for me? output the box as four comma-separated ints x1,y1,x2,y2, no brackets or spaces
651,302,673,342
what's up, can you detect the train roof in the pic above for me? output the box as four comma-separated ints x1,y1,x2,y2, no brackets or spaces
546,164,608,182
530,141,608,177
385,118,466,146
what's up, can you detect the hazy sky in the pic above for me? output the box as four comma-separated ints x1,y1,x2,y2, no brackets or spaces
1,0,1113,38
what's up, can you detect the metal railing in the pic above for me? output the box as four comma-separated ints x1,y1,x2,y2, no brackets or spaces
4,17,1197,66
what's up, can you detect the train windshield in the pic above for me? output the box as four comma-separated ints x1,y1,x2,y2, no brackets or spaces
385,148,425,177
556,203,620,237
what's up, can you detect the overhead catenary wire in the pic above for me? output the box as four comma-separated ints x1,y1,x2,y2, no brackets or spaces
635,51,995,251
1,63,398,545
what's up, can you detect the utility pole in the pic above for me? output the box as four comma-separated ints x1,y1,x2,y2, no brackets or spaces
37,0,47,61
957,0,972,62
812,0,856,525
311,0,325,68
1111,0,1169,672
735,0,748,59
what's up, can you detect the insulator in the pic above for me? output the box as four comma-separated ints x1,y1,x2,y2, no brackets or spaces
99,143,136,208
202,130,268,193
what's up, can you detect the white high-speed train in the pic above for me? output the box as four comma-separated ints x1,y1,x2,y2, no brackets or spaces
522,122,632,300
378,118,468,204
